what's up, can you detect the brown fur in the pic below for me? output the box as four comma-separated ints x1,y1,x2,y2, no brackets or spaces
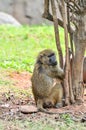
31,49,64,113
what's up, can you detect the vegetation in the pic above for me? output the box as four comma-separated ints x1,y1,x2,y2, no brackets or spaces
0,115,86,130
0,25,65,72
0,25,85,130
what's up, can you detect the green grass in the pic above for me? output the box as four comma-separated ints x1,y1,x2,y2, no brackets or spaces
0,118,86,130
0,25,86,130
0,25,65,72
0,120,4,130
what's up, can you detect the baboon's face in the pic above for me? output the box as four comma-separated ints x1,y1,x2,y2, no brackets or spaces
38,50,57,66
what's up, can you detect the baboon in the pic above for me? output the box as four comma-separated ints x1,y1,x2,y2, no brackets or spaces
31,49,64,113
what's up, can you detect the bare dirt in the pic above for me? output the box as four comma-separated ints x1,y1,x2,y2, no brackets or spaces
0,71,86,123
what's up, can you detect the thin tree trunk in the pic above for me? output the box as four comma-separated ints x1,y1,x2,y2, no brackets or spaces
67,2,75,103
72,43,85,103
51,0,63,68
72,15,86,103
61,0,70,105
43,0,49,13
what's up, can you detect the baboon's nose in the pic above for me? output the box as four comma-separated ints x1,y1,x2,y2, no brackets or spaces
52,61,57,66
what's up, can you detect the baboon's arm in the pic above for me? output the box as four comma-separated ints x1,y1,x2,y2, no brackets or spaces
49,66,64,80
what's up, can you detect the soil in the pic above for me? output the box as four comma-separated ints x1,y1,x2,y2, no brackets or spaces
0,71,86,123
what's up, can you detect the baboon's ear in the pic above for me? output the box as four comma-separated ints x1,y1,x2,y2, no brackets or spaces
39,54,43,57
36,54,43,64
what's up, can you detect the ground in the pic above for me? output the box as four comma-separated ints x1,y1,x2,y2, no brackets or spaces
0,70,86,130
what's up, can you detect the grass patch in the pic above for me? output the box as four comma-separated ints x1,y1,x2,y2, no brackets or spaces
0,120,4,130
0,25,86,130
0,118,86,130
0,25,65,72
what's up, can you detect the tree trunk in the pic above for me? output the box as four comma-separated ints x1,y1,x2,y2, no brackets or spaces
60,0,70,105
72,14,86,103
43,0,86,105
51,0,63,68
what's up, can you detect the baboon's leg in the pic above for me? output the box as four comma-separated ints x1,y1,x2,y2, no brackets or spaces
55,86,63,108
36,99,44,111
49,85,63,108
37,99,56,114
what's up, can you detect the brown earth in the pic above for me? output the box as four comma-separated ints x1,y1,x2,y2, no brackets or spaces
0,71,86,123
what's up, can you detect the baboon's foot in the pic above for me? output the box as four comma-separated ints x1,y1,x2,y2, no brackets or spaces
43,101,54,108
55,103,63,108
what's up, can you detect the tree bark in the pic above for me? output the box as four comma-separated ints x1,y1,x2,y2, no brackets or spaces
61,0,70,105
42,0,69,29
67,1,75,103
72,14,86,103
43,0,86,105
51,0,63,68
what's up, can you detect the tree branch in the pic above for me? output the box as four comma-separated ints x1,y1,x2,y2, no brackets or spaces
50,0,63,68
42,0,67,28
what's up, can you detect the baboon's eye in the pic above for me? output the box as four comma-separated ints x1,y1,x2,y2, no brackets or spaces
48,53,57,66
48,53,55,57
